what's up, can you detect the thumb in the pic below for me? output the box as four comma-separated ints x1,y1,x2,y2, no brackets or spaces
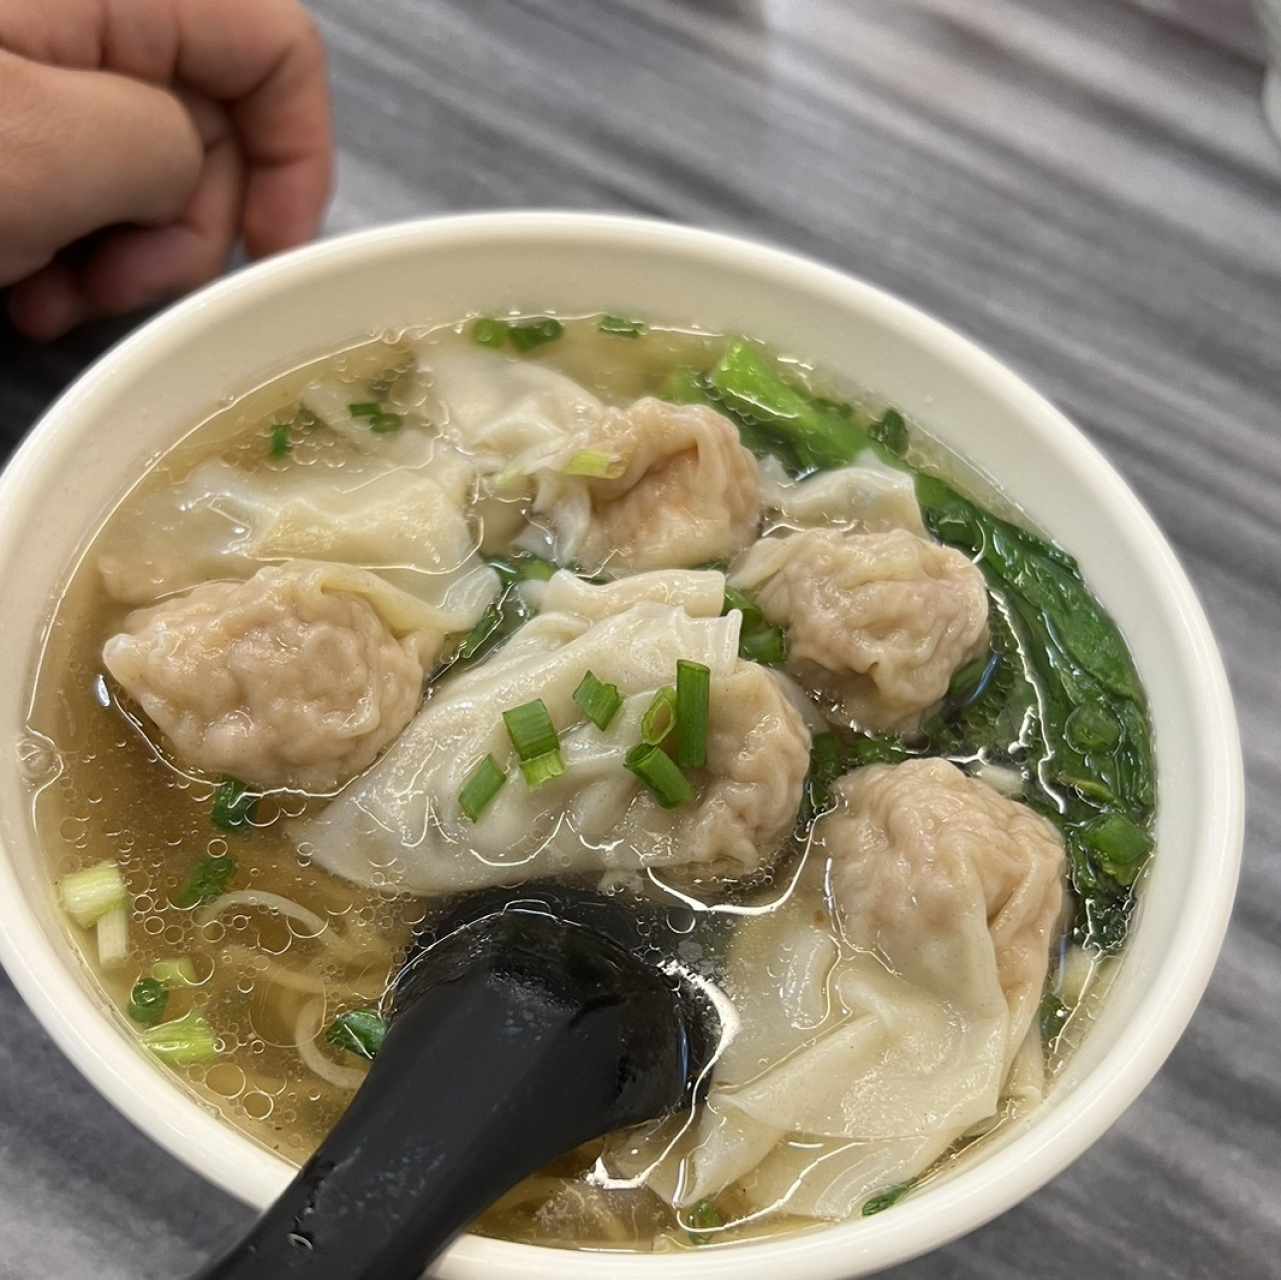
0,49,204,285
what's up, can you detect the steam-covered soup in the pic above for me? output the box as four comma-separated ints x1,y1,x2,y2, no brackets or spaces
23,314,1154,1251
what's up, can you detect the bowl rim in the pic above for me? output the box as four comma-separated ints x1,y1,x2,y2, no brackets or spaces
0,211,1243,1279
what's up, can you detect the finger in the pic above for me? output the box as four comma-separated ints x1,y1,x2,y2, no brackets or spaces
0,0,334,259
8,98,245,340
0,50,204,286
170,0,334,256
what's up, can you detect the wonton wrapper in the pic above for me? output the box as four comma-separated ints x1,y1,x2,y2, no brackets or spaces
730,526,989,732
606,759,1065,1220
102,561,458,792
426,347,761,572
98,442,496,630
295,573,810,894
757,454,925,535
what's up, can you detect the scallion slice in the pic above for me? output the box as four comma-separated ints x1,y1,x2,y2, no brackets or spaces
58,859,127,929
624,743,694,809
574,671,622,730
140,1012,219,1066
370,412,402,433
96,905,129,969
503,699,560,762
459,755,507,821
563,450,625,479
520,749,567,789
675,660,710,768
127,977,169,1027
347,402,381,417
640,686,678,746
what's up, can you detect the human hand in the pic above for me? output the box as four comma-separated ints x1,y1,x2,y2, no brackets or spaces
0,0,333,340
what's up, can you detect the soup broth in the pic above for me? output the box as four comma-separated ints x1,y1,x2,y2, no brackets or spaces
22,314,1151,1251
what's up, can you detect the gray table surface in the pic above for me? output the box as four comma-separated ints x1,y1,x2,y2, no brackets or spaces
2,1,1279,1276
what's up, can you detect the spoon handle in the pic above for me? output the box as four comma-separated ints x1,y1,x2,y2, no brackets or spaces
192,914,694,1279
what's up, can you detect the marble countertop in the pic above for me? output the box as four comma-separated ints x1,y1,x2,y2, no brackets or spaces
1,1,1278,1276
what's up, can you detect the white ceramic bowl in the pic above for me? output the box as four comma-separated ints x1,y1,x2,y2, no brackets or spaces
0,213,1242,1278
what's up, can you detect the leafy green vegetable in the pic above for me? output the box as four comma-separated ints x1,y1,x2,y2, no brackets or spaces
915,473,1154,951
269,424,291,457
326,1009,387,1061
802,730,910,825
210,778,257,833
447,555,557,672
472,317,508,348
869,407,909,456
174,854,237,909
862,1182,910,1216
705,341,870,474
685,1198,724,1245
598,313,648,337
127,978,169,1027
722,584,787,667
1038,992,1068,1043
507,316,564,352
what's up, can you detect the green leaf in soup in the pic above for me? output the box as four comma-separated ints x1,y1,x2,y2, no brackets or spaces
706,341,869,474
326,1009,387,1061
173,853,237,909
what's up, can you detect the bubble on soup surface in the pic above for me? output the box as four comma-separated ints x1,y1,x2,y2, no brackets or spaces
243,1091,274,1121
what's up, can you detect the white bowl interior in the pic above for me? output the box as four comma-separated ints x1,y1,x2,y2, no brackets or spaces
0,215,1241,1279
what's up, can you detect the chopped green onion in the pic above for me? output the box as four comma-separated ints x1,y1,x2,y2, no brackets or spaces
573,671,623,730
173,854,237,909
640,686,678,746
675,660,710,769
269,423,291,457
459,755,507,821
347,401,382,417
869,407,909,456
520,749,566,789
211,777,257,832
152,957,198,987
127,978,169,1027
686,1197,723,1244
140,1012,219,1066
472,317,509,348
625,743,694,809
96,905,129,969
370,412,402,433
738,623,788,667
507,316,563,352
598,314,648,338
58,860,127,929
326,1009,387,1061
862,1182,910,1216
503,699,560,761
563,450,626,479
